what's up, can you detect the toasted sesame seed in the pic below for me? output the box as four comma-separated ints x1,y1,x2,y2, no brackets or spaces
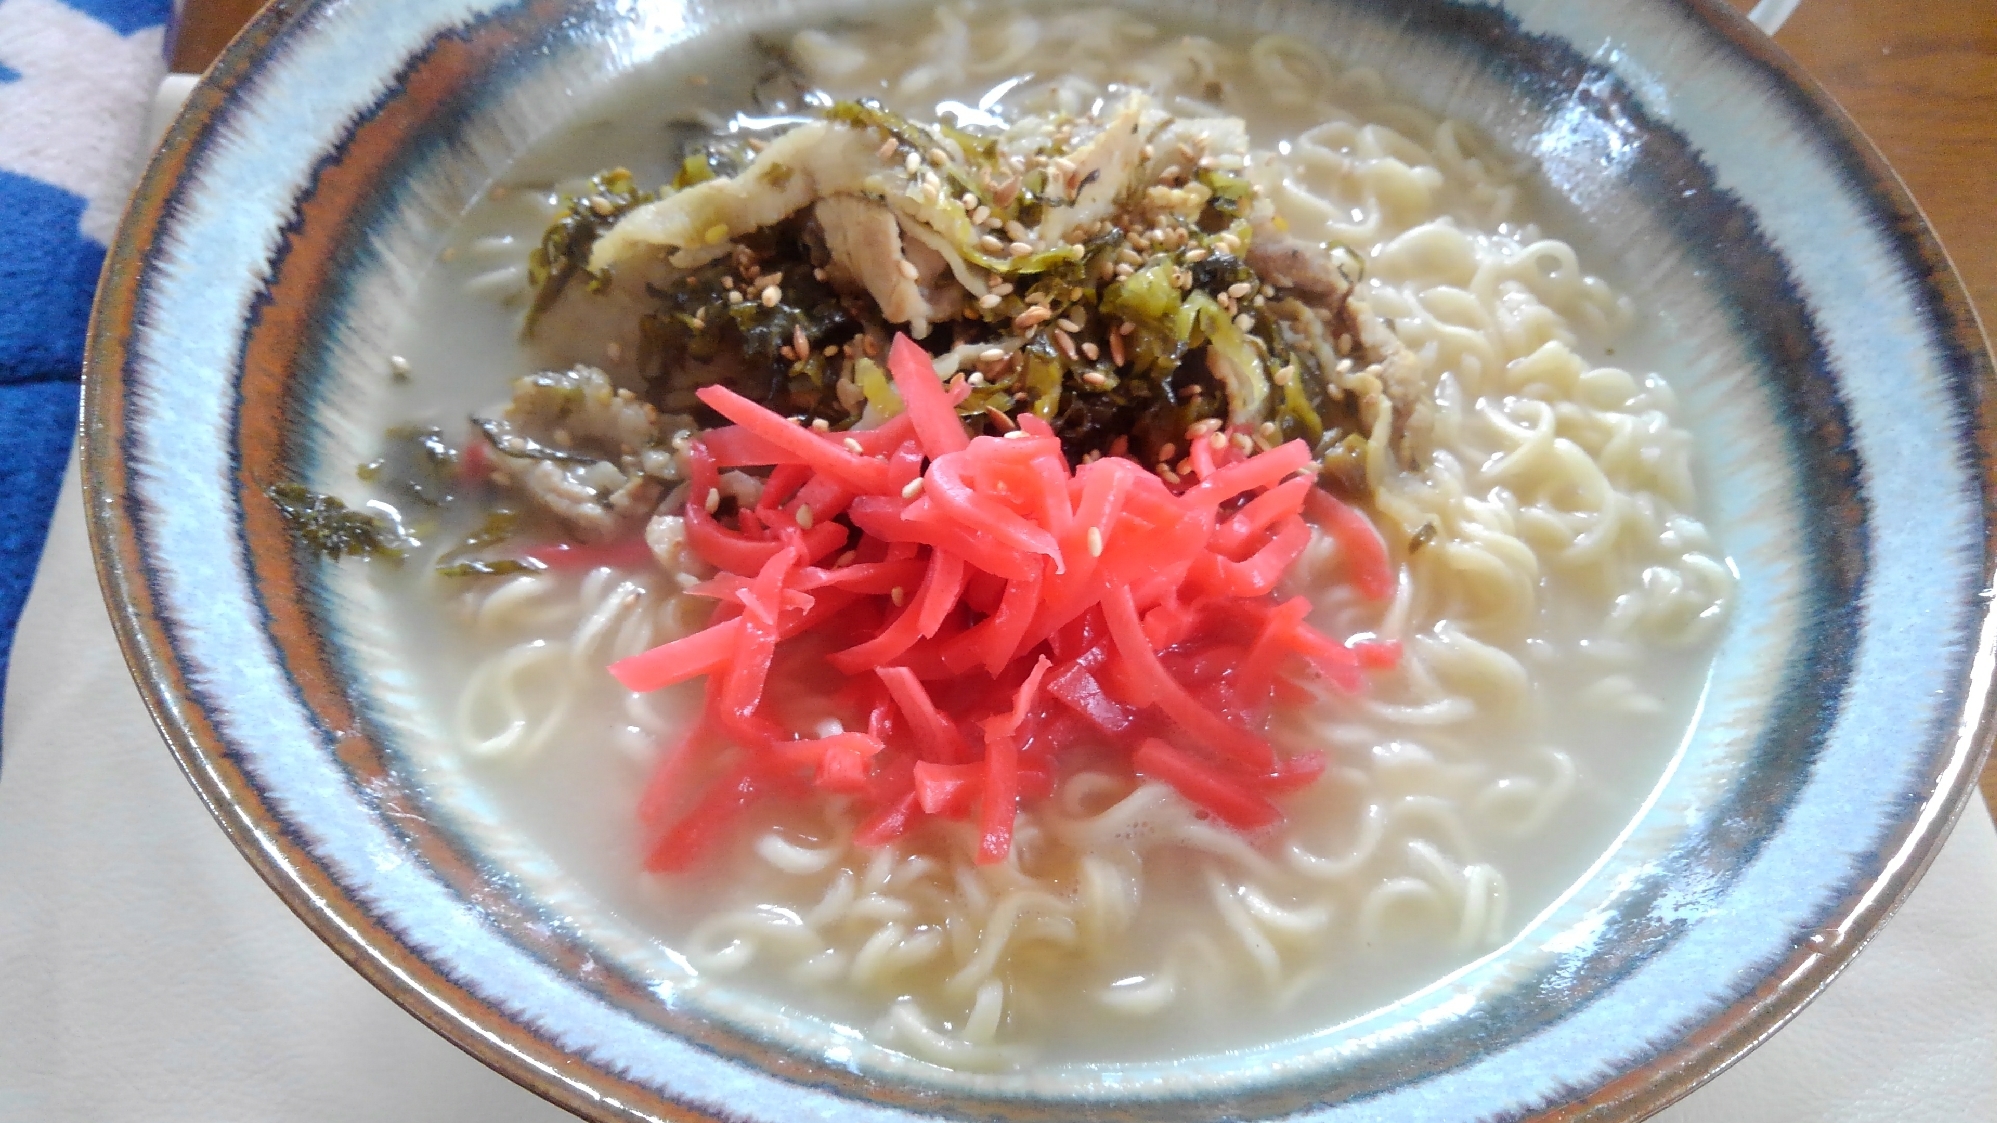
1273,364,1296,386
763,286,783,307
824,344,840,357
1227,281,1254,299
891,587,906,606
1054,331,1078,360
1210,431,1229,451
928,147,949,166
704,488,721,513
836,550,858,567
1140,144,1154,159
1119,321,1136,336
1087,526,1104,557
1082,369,1108,387
975,292,1000,309
727,289,745,304
1013,306,1054,330
704,224,728,245
972,205,991,224
980,347,1007,363
1005,220,1031,242
898,259,920,280
1259,421,1279,437
1008,241,1034,258
1082,341,1100,360
1157,442,1177,461
902,477,925,500
1234,432,1254,454
1056,318,1081,333
1183,247,1209,263
1234,313,1255,331
985,406,1017,432
1109,331,1126,366
979,234,1006,254
878,137,900,160
1115,263,1136,278
721,277,736,290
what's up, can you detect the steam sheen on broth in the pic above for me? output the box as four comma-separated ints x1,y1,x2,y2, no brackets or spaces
366,3,1732,1070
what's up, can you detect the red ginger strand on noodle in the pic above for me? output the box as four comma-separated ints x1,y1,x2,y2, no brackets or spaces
608,333,1401,871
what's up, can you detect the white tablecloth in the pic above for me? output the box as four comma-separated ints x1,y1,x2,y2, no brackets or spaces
1,460,1992,1120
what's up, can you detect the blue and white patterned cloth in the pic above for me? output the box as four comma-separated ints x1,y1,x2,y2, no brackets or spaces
0,0,171,708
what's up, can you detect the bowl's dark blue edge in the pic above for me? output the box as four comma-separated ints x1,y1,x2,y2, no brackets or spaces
81,0,1994,1119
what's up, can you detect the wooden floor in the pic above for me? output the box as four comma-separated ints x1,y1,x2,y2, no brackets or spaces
173,0,1997,815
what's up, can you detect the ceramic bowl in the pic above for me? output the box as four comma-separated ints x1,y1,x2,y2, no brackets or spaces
83,0,1996,1119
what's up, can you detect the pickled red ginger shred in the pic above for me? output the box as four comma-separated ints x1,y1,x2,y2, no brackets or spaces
611,334,1400,872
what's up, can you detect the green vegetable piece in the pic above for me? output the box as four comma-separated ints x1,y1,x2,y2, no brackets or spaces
436,557,548,578
525,168,656,331
475,418,601,463
855,357,903,417
266,483,404,561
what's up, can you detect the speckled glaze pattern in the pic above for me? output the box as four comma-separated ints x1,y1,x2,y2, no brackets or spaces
81,0,1996,1119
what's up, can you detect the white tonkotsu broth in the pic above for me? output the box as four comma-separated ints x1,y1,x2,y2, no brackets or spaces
370,2,1732,1070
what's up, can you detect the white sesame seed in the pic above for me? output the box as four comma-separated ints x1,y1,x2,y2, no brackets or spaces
721,277,735,290
1082,369,1108,386
1115,263,1136,278
878,137,899,160
1054,330,1078,360
971,205,991,224
704,488,721,513
1008,241,1034,258
979,235,1006,254
1182,247,1209,262
811,418,831,432
1082,342,1100,360
762,287,782,307
836,550,858,567
844,437,865,453
1056,318,1081,333
793,505,813,530
898,260,920,280
904,152,922,173
388,354,411,376
1259,421,1279,437
1087,526,1104,557
1005,220,1031,242
727,289,744,304
980,347,1007,363
891,587,906,606
979,292,1003,309
1234,313,1255,331
1227,281,1254,299
928,148,949,166
1003,429,1028,440
1210,431,1229,451
1157,442,1177,461
902,477,925,499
